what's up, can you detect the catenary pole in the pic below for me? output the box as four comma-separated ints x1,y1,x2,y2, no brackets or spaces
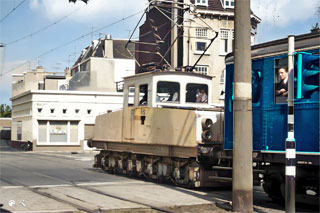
232,0,253,212
285,35,296,212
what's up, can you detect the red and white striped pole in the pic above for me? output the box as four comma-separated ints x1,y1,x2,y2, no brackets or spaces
285,35,296,213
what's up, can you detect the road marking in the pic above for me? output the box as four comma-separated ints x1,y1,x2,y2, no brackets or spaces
74,157,92,161
12,210,76,213
30,184,72,188
1,186,24,189
76,181,147,186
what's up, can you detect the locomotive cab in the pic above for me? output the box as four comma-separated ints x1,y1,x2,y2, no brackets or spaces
122,71,214,109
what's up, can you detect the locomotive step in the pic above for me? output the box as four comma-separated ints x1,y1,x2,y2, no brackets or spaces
207,176,232,182
211,166,232,170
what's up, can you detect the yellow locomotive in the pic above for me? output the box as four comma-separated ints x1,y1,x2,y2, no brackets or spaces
88,71,228,187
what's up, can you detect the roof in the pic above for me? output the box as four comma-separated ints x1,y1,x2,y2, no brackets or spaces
44,75,66,80
113,40,135,59
190,0,260,23
71,38,135,69
225,31,320,63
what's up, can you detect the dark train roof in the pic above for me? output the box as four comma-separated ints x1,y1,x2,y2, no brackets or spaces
226,30,320,63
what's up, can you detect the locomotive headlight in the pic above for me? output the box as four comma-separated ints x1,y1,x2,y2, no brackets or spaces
202,130,213,141
201,118,213,129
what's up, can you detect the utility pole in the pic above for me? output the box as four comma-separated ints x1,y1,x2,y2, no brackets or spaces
285,35,296,212
171,0,178,69
0,43,5,76
232,0,253,212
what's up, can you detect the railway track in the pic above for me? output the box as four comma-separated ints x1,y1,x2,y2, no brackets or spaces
0,170,173,213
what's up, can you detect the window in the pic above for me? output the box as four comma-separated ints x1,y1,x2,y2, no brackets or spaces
63,109,67,114
75,109,80,114
274,58,288,104
37,120,79,144
195,66,208,75
195,0,208,6
38,121,47,142
156,81,180,103
186,83,208,103
38,108,42,113
195,28,208,38
70,121,79,143
17,121,22,140
50,109,55,114
49,121,68,142
220,69,225,84
139,84,148,106
222,0,234,8
128,86,135,106
87,109,92,114
195,41,207,53
220,29,229,55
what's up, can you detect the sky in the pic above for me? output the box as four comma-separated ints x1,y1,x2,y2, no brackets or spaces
0,0,319,105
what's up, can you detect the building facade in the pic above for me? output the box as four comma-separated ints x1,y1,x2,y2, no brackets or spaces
69,36,136,92
137,0,260,103
11,90,123,151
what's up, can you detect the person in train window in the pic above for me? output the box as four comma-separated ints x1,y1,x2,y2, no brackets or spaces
196,88,208,103
139,85,148,105
275,68,288,97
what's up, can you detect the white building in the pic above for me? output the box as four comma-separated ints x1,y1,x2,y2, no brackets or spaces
10,35,136,151
69,36,136,92
11,90,123,151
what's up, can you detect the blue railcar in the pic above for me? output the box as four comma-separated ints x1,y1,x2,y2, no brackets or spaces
224,31,319,203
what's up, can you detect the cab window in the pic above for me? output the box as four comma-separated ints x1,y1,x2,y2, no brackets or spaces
139,84,148,106
156,81,180,103
127,86,135,106
186,83,208,103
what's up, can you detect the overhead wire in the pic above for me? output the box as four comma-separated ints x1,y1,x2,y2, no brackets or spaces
0,0,27,23
5,6,85,46
2,10,144,77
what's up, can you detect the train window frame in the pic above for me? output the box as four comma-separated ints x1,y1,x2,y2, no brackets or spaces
186,83,209,103
156,81,180,103
274,58,288,104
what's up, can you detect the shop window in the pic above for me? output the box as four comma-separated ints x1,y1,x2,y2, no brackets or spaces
38,120,47,142
49,121,67,142
70,121,79,143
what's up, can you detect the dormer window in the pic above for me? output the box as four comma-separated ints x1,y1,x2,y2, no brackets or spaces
195,0,208,7
221,0,234,9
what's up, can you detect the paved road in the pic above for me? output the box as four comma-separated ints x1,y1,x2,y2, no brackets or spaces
0,141,317,212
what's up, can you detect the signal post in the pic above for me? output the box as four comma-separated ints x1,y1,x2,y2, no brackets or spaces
232,0,253,212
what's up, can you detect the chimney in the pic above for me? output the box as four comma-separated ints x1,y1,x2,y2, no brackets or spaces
64,67,72,81
36,65,44,72
104,35,113,58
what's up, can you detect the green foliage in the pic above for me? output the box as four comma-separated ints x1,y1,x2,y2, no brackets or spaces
0,104,12,118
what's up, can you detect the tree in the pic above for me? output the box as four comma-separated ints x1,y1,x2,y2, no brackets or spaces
0,104,12,118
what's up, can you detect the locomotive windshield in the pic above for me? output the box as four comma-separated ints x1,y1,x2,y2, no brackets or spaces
156,81,180,103
186,83,208,103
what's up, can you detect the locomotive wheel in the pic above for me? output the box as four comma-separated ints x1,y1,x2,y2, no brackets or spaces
263,178,284,203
